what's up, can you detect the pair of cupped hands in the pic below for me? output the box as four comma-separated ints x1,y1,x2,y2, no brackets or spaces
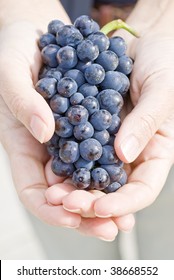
1,16,174,241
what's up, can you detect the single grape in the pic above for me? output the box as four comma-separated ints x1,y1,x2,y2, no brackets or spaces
100,71,122,91
88,31,110,52
77,40,99,62
74,121,94,140
64,69,86,88
118,72,130,97
59,141,80,163
75,60,92,73
56,25,83,47
66,105,89,125
70,92,84,105
79,83,98,97
90,109,112,130
72,168,91,189
48,19,64,35
50,94,70,114
74,157,94,170
55,117,73,138
84,63,105,85
74,15,99,36
51,156,75,177
46,133,59,147
101,165,126,183
79,138,102,161
97,89,124,115
57,77,78,97
109,36,127,57
43,68,62,81
57,46,78,69
41,44,60,67
35,77,57,99
117,55,133,75
95,50,119,71
98,145,120,165
38,33,56,49
93,129,110,145
91,167,110,190
81,96,99,115
104,182,122,193
107,114,121,135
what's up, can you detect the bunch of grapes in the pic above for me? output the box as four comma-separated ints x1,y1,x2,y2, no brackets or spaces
35,15,135,193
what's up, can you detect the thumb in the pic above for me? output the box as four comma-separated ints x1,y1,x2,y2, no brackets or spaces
0,66,55,143
115,77,173,163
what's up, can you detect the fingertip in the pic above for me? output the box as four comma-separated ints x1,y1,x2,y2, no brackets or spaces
113,214,135,233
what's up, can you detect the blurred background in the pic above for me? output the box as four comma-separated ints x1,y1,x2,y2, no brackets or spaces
1,0,174,260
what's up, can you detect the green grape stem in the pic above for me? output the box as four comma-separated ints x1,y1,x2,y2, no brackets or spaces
100,19,140,38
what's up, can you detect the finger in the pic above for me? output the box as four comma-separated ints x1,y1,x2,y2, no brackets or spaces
45,158,66,186
77,217,118,241
112,214,135,233
94,158,171,217
10,149,81,228
115,72,174,163
0,61,55,143
45,182,76,205
62,189,105,218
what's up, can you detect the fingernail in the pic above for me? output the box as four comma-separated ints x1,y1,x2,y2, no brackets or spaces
98,236,115,242
95,213,112,218
30,115,47,143
120,134,140,162
63,206,81,214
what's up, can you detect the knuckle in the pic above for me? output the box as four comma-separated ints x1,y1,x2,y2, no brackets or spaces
140,114,157,138
10,94,27,120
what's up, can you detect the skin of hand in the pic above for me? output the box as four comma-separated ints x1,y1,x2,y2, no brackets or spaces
0,4,135,241
47,0,174,238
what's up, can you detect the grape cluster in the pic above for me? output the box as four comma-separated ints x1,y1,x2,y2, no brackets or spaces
35,15,133,193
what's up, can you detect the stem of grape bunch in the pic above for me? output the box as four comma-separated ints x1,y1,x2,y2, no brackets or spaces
100,19,139,37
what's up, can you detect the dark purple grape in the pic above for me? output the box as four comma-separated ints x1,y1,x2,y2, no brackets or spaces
79,138,102,161
50,94,69,114
77,40,99,62
74,121,94,141
91,167,110,190
90,109,112,130
48,19,64,35
98,145,120,165
72,168,91,189
95,50,119,71
57,77,78,97
88,32,110,52
74,15,99,36
104,182,122,193
117,55,133,75
66,105,89,125
35,77,57,99
51,156,75,177
109,36,126,57
55,117,73,138
41,44,60,67
70,92,84,105
38,33,56,49
64,69,85,88
84,63,105,85
57,46,78,69
93,130,110,145
56,25,83,47
81,96,99,115
97,89,124,115
59,141,80,163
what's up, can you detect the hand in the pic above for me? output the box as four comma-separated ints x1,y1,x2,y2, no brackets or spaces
93,23,174,217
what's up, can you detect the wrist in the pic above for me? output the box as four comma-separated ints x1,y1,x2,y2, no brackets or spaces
0,0,71,32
